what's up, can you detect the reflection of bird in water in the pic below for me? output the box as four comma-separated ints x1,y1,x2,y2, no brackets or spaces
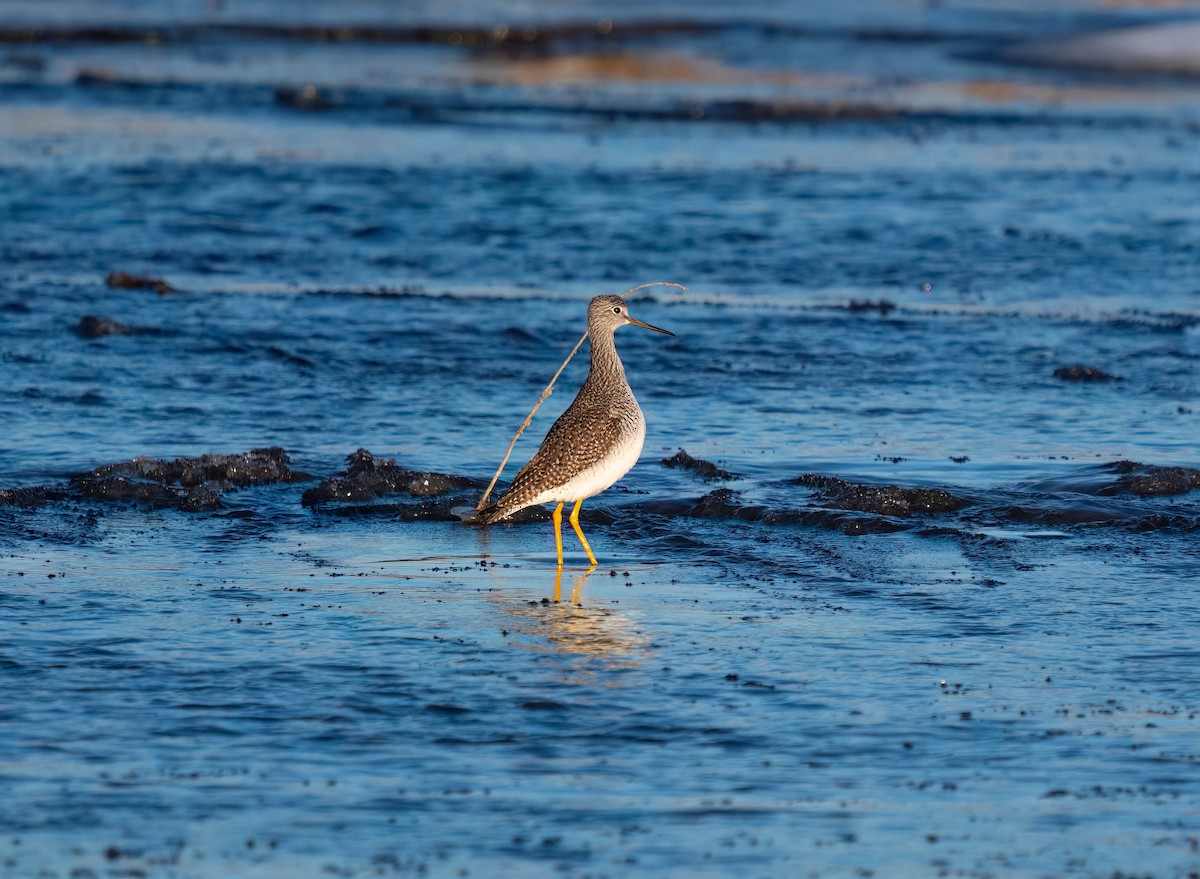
373,554,652,668
553,563,596,605
476,295,673,567
499,565,652,670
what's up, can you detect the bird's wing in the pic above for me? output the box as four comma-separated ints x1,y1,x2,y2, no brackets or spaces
495,398,624,512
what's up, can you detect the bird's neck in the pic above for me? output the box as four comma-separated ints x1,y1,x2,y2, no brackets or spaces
588,328,627,383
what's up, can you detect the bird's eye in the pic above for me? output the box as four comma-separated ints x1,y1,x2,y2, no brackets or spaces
612,306,622,314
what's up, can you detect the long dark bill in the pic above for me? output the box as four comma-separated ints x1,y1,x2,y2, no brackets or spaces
627,317,675,336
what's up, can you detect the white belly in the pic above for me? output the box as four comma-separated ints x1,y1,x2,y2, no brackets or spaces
530,416,646,505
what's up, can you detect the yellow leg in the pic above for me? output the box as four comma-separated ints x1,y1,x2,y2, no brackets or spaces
552,566,563,602
552,501,565,568
569,499,599,566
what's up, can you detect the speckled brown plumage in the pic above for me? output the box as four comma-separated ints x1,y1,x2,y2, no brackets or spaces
477,294,668,524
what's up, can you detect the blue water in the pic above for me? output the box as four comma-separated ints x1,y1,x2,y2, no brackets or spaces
2,2,1199,877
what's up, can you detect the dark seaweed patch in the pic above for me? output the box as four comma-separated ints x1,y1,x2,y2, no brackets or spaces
794,474,969,516
846,299,897,314
661,449,736,481
673,488,910,534
688,488,745,518
75,477,224,511
73,447,306,511
75,316,149,339
1106,461,1200,498
1034,461,1200,500
1053,365,1118,382
59,69,903,126
82,447,302,487
0,486,67,508
76,315,131,338
0,21,708,50
105,271,174,294
302,449,483,507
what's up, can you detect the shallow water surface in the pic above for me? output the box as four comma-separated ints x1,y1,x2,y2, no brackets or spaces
1,1,1199,877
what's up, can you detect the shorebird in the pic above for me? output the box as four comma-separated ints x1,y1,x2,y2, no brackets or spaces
476,294,673,566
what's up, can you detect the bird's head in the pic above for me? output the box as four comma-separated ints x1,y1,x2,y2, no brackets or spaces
587,294,674,337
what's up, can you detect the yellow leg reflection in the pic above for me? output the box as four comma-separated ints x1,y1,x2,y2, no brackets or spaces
552,500,565,567
569,564,598,605
568,498,599,566
549,563,597,605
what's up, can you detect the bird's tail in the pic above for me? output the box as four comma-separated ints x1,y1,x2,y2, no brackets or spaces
474,501,511,525
453,500,510,526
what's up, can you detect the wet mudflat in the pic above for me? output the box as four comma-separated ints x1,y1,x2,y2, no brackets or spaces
2,1,1200,877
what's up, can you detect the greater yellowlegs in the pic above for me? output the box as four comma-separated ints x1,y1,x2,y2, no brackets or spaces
477,294,673,566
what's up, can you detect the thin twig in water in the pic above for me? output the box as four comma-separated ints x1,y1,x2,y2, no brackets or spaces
475,281,687,512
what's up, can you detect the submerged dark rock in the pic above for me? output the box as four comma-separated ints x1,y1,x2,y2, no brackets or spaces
661,449,736,481
303,449,483,507
1054,365,1118,382
76,315,132,338
794,474,968,516
73,447,306,510
105,271,174,294
1106,461,1200,498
